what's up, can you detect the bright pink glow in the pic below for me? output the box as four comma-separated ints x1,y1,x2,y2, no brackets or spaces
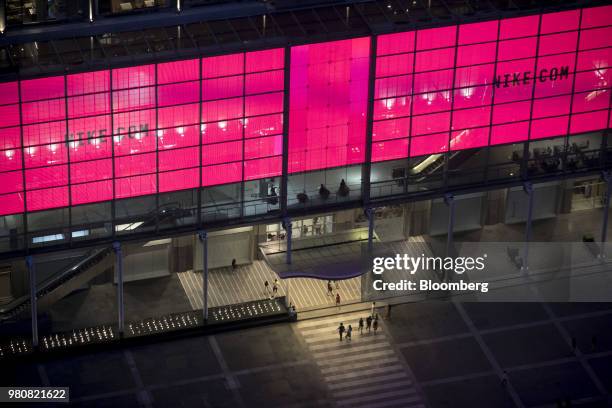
539,32,579,56
288,38,370,173
581,5,612,28
71,159,112,183
0,193,24,215
71,180,113,205
114,174,156,199
68,93,110,118
202,162,241,186
0,82,19,105
21,77,64,101
416,26,456,50
541,10,580,34
530,116,570,140
67,71,110,96
410,133,448,156
371,138,409,162
246,49,284,72
112,65,155,89
499,15,539,40
244,156,282,181
450,127,489,150
570,110,609,134
25,165,68,189
1,7,611,216
0,171,23,194
497,37,537,61
377,32,415,56
157,59,199,84
457,43,497,66
26,187,68,211
372,118,410,142
0,105,20,128
159,168,199,193
490,122,529,145
158,82,199,106
458,21,498,45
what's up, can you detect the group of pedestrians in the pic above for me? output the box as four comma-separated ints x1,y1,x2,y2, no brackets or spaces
338,312,379,341
327,280,342,308
263,278,279,299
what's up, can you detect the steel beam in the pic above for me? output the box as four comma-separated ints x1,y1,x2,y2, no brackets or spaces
26,256,38,348
198,230,209,321
112,241,124,334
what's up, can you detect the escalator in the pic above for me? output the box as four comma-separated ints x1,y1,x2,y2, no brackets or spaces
0,247,113,323
410,149,480,182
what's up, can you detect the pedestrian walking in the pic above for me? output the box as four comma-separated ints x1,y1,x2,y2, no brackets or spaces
346,325,353,342
335,292,341,308
264,280,269,295
232,258,237,270
366,315,372,332
358,317,364,334
272,281,278,298
371,301,376,318
338,322,345,341
334,280,339,290
327,281,333,296
373,315,379,334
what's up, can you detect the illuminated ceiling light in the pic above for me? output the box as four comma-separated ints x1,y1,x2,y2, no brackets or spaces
177,127,184,135
134,132,142,140
5,150,14,159
50,144,58,153
176,0,181,12
157,129,164,137
27,146,36,155
91,137,101,147
143,238,172,247
115,222,144,232
88,0,94,22
200,124,207,133
113,135,121,143
218,121,227,130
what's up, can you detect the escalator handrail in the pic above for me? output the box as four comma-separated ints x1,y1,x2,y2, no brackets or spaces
0,247,111,318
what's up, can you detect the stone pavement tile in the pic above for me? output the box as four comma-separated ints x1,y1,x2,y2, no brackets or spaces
216,324,308,371
546,302,612,317
588,355,612,393
561,315,612,354
509,362,600,406
482,323,571,368
462,302,548,330
43,350,136,399
71,393,140,408
237,363,332,408
384,301,468,343
130,336,222,386
150,378,235,408
401,337,491,382
422,374,515,408
1,361,44,387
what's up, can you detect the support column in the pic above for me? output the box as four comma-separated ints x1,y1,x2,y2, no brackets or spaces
444,194,455,259
600,172,611,259
26,256,37,348
198,231,209,321
366,208,375,252
113,242,124,335
283,217,292,265
522,182,534,272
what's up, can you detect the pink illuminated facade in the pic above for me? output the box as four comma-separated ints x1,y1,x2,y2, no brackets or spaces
0,5,611,216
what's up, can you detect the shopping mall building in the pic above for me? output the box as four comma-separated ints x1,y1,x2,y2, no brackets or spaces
0,0,610,357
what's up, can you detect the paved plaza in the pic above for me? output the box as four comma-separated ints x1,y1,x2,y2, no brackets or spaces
4,299,612,407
